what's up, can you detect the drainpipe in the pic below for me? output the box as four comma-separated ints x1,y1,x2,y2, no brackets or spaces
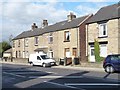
77,28,79,58
86,24,88,59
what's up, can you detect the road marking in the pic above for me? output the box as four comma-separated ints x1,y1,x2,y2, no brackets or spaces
29,76,83,79
45,71,57,74
3,72,25,78
65,83,120,86
44,81,85,90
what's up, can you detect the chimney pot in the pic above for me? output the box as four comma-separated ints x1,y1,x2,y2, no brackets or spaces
31,23,38,30
42,20,48,28
67,12,76,22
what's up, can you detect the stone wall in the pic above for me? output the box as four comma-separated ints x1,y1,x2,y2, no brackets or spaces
87,18,119,59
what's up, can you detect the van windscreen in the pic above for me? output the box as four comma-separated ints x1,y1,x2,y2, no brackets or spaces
41,55,50,59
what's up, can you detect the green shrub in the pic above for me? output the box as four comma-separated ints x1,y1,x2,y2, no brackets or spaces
94,39,104,62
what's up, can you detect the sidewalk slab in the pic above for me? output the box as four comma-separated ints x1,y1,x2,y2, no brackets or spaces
52,65,104,72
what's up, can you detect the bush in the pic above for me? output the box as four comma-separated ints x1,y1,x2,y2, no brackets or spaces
94,39,104,62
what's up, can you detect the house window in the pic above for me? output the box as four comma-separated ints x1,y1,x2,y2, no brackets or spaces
72,48,77,57
48,33,53,44
34,37,38,46
19,51,21,58
100,44,107,57
13,41,15,48
91,49,95,56
16,51,18,58
18,40,20,47
99,23,107,37
25,38,28,47
65,48,70,57
25,51,29,58
64,31,70,42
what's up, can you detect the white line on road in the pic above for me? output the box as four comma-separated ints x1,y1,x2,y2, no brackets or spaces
29,76,83,79
44,81,85,90
3,72,25,78
45,71,57,74
65,83,120,86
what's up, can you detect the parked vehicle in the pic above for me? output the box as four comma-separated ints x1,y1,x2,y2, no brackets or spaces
29,52,56,67
103,54,120,73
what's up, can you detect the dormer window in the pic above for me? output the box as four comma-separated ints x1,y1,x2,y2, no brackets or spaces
99,23,107,37
64,31,70,42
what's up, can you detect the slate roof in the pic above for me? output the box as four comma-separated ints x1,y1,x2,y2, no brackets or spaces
13,15,90,40
87,3,120,24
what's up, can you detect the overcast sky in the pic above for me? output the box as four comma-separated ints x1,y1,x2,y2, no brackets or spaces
1,0,119,42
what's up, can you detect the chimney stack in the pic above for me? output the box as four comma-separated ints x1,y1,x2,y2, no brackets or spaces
31,23,38,30
42,20,48,28
67,12,76,22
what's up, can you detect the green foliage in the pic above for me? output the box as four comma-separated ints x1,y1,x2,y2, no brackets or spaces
0,41,11,57
0,43,2,58
94,39,104,62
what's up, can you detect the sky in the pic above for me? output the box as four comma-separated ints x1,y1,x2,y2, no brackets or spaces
0,0,119,42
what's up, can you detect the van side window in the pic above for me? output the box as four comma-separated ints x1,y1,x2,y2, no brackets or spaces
37,56,41,60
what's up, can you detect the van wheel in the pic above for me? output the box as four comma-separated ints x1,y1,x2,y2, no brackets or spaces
43,63,46,67
31,62,35,66
105,65,114,73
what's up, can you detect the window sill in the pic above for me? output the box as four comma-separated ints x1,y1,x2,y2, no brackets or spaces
35,44,38,46
98,36,108,38
48,42,53,44
64,40,70,42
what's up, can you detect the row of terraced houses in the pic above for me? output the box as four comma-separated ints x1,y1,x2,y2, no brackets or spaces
12,3,120,64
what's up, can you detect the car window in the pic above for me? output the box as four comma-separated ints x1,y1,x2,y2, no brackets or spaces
41,55,50,60
111,55,120,61
37,56,41,60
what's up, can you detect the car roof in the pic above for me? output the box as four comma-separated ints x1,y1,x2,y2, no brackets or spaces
108,54,120,56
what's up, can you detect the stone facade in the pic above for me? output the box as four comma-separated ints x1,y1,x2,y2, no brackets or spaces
12,27,80,63
87,18,119,62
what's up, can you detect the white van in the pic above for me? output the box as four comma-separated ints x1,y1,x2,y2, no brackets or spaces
29,52,56,67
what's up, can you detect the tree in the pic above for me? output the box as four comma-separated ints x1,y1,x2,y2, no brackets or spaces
94,39,104,62
0,41,11,57
94,39,101,62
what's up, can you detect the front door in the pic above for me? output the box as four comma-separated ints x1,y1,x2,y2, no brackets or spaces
89,46,95,62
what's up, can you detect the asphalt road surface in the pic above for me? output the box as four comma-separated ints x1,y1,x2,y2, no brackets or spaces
1,63,120,90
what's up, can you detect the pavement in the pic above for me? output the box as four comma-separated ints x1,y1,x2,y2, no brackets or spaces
0,60,104,72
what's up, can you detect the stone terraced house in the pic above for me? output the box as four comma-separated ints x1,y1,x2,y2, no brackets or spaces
12,13,92,64
12,3,120,64
86,3,120,62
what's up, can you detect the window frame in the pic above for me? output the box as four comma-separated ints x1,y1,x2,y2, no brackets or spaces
72,48,77,57
64,48,70,58
18,40,20,47
98,23,107,38
25,38,29,47
48,33,53,44
64,31,70,42
34,37,38,46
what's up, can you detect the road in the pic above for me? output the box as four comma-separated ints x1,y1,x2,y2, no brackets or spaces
1,63,120,90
